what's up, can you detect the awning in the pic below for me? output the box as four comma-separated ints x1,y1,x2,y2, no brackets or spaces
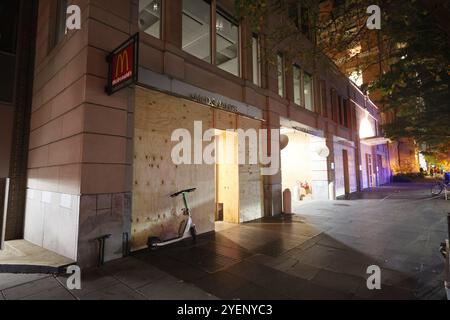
361,136,391,146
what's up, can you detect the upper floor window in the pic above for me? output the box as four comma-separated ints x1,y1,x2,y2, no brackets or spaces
216,11,239,76
181,1,240,77
252,34,261,86
288,3,312,40
293,65,302,106
277,53,285,97
303,71,314,111
319,80,327,117
341,98,349,128
349,69,363,87
331,88,339,122
139,0,162,39
54,0,68,47
182,0,211,63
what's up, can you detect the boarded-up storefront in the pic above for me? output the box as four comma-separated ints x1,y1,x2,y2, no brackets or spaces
131,87,263,251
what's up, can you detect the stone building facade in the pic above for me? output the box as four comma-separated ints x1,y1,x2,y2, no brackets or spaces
0,0,391,267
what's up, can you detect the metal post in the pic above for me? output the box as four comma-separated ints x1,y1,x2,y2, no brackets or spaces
446,214,450,299
1,178,10,251
447,213,450,246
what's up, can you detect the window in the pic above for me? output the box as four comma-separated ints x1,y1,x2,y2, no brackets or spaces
288,3,311,39
139,0,162,38
331,88,338,122
338,96,343,125
319,80,327,117
303,71,314,111
342,98,349,128
182,0,211,63
182,1,240,76
0,0,19,103
293,65,302,105
277,53,285,97
252,35,261,86
349,69,363,87
216,11,239,76
54,0,68,47
300,5,311,39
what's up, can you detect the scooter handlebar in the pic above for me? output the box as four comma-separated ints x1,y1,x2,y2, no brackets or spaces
170,188,197,198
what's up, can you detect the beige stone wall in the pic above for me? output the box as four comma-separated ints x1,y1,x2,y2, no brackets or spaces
389,139,420,174
23,0,391,265
25,0,136,265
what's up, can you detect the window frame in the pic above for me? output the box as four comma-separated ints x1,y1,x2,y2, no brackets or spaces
277,53,286,98
215,6,241,77
251,33,261,87
292,64,302,106
54,0,67,48
182,0,212,63
138,0,163,40
181,0,241,77
303,70,314,112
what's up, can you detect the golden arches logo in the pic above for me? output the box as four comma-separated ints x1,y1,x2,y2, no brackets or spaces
115,50,130,78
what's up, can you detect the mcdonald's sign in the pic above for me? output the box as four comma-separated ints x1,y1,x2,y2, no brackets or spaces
106,33,139,95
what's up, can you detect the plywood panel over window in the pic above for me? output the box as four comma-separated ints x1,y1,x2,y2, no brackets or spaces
132,87,263,250
132,88,215,250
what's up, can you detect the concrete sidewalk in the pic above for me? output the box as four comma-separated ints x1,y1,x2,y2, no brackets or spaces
0,183,449,300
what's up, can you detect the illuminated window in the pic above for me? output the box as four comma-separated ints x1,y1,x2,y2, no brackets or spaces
139,0,162,39
293,65,302,105
349,69,364,87
182,1,240,76
252,35,261,86
216,11,239,76
303,71,314,111
277,53,285,97
182,0,211,63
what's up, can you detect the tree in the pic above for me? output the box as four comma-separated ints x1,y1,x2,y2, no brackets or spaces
372,1,450,155
235,0,450,155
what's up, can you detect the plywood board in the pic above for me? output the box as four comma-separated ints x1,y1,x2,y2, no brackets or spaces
132,88,215,250
237,117,263,223
132,88,264,250
216,131,240,224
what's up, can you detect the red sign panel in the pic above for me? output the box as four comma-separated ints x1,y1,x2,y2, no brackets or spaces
106,33,139,95
111,44,134,86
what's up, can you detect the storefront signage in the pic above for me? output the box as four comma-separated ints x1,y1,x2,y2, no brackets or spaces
190,94,238,113
292,126,322,138
106,33,139,95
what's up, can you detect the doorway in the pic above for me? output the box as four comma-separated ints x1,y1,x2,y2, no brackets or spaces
343,150,350,195
366,154,374,188
215,130,239,224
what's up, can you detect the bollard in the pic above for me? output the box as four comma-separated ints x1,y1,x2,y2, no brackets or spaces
448,213,450,242
283,189,292,214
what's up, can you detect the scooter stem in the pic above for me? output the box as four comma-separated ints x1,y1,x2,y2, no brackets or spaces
182,192,189,213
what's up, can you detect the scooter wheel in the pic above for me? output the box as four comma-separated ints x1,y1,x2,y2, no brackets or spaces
190,226,197,243
148,237,161,250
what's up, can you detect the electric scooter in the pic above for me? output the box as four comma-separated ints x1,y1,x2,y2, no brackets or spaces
147,188,197,249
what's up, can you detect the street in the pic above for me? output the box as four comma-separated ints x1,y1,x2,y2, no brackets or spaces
1,183,449,300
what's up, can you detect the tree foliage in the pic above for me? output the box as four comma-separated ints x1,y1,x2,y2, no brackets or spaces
235,0,450,154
